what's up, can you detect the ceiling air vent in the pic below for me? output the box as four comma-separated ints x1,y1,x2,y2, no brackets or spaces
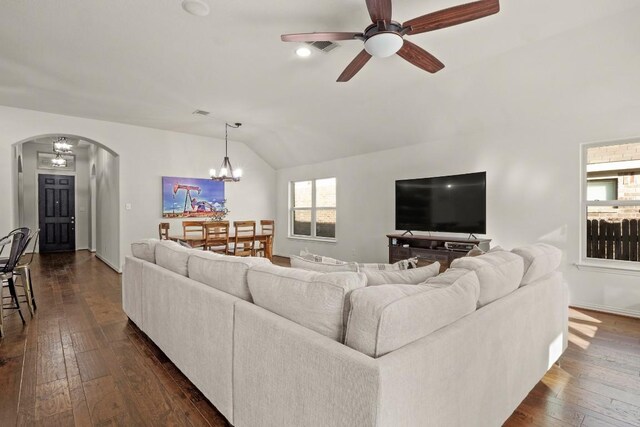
306,41,339,53
192,109,210,116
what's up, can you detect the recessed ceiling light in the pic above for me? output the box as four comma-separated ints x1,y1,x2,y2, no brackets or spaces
182,0,210,17
295,47,311,58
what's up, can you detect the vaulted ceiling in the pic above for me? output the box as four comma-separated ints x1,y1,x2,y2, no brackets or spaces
1,0,639,168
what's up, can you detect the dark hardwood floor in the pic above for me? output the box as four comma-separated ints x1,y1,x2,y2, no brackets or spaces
1,252,639,426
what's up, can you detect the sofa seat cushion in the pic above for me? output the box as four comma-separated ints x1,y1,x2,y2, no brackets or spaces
345,268,480,357
451,251,524,307
357,258,417,271
155,240,191,276
188,251,271,301
511,243,562,286
247,264,367,341
131,238,159,263
363,262,440,286
290,255,359,273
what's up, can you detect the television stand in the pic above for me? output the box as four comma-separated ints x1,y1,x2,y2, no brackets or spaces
387,233,491,272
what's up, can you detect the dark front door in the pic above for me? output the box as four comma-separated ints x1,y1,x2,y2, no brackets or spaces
38,174,76,252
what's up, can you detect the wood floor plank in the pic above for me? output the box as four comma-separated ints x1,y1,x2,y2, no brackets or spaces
67,375,92,427
34,378,72,420
82,375,131,426
76,349,109,383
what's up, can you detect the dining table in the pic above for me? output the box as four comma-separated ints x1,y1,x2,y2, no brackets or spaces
168,232,273,260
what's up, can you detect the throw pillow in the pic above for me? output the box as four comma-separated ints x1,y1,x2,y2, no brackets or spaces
363,262,440,286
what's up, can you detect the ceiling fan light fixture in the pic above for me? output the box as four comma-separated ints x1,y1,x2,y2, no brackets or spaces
181,0,210,17
364,32,403,58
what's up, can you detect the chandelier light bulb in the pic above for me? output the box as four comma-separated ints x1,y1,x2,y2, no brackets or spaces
234,168,243,178
209,169,216,178
220,167,228,177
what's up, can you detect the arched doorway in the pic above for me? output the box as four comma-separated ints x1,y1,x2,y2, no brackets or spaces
11,134,120,271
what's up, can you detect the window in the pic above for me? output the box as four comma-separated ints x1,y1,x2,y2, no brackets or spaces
290,178,336,240
587,179,617,201
582,140,640,266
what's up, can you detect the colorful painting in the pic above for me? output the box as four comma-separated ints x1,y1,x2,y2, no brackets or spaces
162,176,225,218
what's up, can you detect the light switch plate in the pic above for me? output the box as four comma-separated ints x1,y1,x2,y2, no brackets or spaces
125,203,132,210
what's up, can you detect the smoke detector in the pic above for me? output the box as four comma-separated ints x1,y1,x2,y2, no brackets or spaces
182,0,210,17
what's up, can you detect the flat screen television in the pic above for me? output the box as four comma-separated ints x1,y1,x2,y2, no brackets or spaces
395,172,486,234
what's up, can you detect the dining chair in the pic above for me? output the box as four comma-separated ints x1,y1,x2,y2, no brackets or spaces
204,221,230,254
182,221,205,249
254,220,275,258
13,229,40,316
1,230,29,337
158,222,170,240
228,221,256,257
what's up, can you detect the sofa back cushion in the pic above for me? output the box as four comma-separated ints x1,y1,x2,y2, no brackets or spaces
290,255,359,273
345,268,480,357
131,238,158,263
450,251,524,307
357,258,417,271
247,264,367,342
188,251,271,301
363,262,440,286
511,243,562,286
155,240,191,276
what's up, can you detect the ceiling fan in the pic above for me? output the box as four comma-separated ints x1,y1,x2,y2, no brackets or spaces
281,0,500,82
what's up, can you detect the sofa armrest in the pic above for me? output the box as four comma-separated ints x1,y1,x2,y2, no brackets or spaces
375,273,568,427
122,256,145,327
233,301,381,427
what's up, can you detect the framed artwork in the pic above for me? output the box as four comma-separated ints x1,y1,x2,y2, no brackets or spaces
162,176,225,218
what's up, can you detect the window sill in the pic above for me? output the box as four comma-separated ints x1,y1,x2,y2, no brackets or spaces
574,261,640,276
287,235,337,244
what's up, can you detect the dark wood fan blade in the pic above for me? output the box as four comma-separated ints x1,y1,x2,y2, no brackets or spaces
281,32,363,42
337,50,372,82
396,40,444,74
403,0,499,35
365,0,392,23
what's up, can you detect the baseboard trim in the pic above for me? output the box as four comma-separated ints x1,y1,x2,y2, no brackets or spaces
96,253,122,274
570,302,640,319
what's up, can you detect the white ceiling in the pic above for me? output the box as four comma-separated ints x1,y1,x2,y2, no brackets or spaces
1,0,639,168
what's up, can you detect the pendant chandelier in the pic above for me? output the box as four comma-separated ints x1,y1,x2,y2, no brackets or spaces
52,136,73,154
51,136,71,168
51,153,67,168
210,122,242,182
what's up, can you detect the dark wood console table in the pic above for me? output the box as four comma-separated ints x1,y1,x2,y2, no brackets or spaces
387,234,491,272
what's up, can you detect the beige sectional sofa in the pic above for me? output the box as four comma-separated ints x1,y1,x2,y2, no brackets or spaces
123,240,568,427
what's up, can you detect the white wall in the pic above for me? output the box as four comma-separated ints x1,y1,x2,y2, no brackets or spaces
276,128,640,318
1,105,277,270
19,141,91,251
94,146,120,269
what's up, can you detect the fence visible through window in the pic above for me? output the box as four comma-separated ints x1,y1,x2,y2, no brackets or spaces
584,141,640,264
